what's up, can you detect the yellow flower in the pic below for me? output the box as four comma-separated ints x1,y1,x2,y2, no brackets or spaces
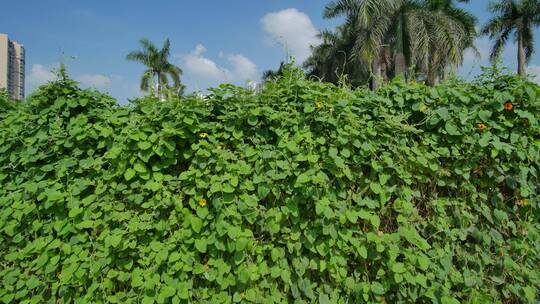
198,198,207,207
316,101,324,109
517,199,529,206
198,132,208,138
419,104,428,113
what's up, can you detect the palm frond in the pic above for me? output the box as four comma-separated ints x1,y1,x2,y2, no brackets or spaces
490,27,512,61
139,38,158,55
126,51,148,64
140,69,154,92
165,64,182,87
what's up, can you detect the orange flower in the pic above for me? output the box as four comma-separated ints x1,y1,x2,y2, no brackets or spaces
504,102,513,110
478,123,487,130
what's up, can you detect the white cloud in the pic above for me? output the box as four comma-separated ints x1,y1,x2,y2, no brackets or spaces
227,54,257,80
261,8,321,62
76,74,111,88
181,44,228,81
176,44,258,91
528,65,540,84
27,64,57,88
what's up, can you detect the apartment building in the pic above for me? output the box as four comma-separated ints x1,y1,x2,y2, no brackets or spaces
0,33,25,100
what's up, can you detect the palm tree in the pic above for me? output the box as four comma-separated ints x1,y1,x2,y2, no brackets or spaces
127,38,183,99
421,0,477,84
324,0,399,89
320,0,477,87
304,25,371,87
481,0,540,76
262,62,286,82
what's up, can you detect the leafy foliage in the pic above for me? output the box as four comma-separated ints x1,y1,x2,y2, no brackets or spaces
1,67,539,303
0,89,18,113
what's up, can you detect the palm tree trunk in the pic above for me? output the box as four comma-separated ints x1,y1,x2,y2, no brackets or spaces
371,60,381,90
156,72,162,99
394,14,407,79
395,52,407,79
517,32,526,76
427,66,439,86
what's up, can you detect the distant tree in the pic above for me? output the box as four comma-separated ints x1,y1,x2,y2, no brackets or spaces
127,38,183,99
304,25,371,87
317,0,477,88
423,0,478,85
164,83,186,99
481,0,540,76
262,62,286,82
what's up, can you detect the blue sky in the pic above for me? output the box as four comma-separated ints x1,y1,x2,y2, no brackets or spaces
1,0,539,103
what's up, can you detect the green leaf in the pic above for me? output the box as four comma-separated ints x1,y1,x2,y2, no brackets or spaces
370,215,380,228
478,132,491,147
478,110,492,121
134,162,147,173
45,189,64,201
124,168,136,181
392,263,406,274
106,234,122,248
26,276,41,289
295,173,311,186
523,286,536,302
257,184,270,199
436,107,449,120
417,256,430,271
222,183,235,193
138,141,152,150
307,154,319,163
68,207,83,218
194,239,207,253
304,103,315,113
318,294,331,304
370,182,383,194
190,217,203,233
441,296,460,304
169,252,182,263
371,282,385,295
141,296,155,304
445,121,459,136
235,238,249,251
247,116,258,126
345,210,357,223
160,285,176,298
415,274,427,288
463,270,477,287
358,246,367,259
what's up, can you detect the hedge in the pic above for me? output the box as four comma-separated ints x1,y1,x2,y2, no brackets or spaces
0,67,539,303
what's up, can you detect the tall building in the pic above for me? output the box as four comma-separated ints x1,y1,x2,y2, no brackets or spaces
0,33,25,100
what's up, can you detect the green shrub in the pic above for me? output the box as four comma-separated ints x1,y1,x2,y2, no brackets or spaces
0,67,539,303
0,89,18,113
